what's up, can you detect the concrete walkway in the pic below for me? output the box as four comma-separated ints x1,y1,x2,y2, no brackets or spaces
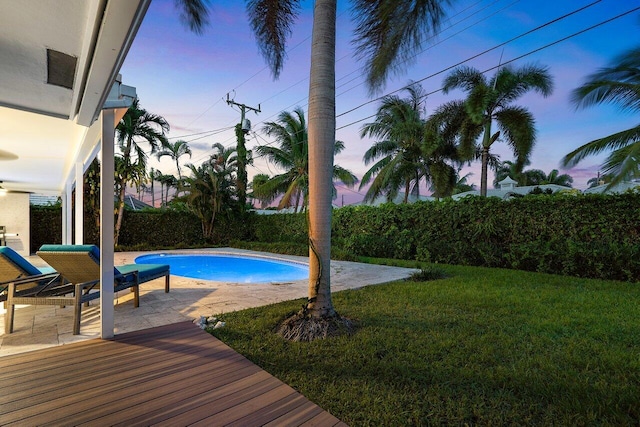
0,248,417,356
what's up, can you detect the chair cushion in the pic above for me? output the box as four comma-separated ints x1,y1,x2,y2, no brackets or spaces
117,263,169,282
0,246,41,276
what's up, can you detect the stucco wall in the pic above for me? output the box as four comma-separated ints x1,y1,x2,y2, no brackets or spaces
0,193,30,256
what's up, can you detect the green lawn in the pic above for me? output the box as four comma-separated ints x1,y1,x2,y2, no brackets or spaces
209,261,640,426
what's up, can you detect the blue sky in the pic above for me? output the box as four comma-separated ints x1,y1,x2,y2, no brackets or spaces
121,0,640,205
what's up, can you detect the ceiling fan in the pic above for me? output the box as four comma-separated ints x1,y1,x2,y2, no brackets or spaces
0,149,19,161
0,181,32,196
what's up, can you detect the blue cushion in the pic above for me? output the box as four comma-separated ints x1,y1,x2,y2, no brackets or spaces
0,246,41,276
117,263,169,281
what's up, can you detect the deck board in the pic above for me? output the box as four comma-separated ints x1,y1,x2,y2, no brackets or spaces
0,321,347,426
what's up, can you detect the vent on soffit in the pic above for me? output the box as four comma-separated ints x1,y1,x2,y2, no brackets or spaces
47,49,77,90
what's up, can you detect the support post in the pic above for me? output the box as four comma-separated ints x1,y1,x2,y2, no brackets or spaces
75,162,84,244
100,109,116,339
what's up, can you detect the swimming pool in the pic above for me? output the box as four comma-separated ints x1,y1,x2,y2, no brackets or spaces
135,253,309,283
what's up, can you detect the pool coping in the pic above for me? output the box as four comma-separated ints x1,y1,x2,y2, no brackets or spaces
1,248,419,356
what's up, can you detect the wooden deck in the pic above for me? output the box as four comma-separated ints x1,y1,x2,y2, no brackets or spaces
0,321,346,426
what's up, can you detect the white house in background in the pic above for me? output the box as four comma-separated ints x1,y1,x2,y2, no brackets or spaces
355,192,435,206
583,180,640,195
452,176,573,200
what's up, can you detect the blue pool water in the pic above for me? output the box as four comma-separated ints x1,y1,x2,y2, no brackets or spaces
135,253,308,283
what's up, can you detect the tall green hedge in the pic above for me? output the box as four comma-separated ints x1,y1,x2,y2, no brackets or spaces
331,193,640,282
30,193,640,281
30,207,255,251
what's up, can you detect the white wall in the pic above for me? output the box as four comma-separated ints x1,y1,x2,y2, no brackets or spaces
0,193,30,256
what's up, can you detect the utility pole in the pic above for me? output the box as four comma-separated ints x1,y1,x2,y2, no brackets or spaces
226,93,260,211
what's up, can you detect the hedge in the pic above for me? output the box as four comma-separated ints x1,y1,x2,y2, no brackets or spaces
30,192,640,282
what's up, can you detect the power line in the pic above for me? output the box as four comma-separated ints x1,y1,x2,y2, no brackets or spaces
336,3,640,131
336,0,603,120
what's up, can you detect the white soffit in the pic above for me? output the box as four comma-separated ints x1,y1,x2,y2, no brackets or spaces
0,0,150,195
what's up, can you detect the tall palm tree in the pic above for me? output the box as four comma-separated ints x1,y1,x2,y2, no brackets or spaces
562,46,640,187
442,64,553,196
156,140,192,194
176,0,453,334
255,107,357,213
114,99,169,245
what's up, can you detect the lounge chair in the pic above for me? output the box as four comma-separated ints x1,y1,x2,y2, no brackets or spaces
0,246,61,305
5,244,170,335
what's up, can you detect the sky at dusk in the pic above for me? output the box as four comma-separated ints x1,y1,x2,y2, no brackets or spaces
120,0,640,206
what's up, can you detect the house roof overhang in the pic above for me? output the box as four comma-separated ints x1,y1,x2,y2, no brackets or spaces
0,0,150,195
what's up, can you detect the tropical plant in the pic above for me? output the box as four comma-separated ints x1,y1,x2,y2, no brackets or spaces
255,107,357,213
114,98,169,245
184,164,225,240
156,139,192,194
562,46,640,187
442,64,553,196
184,143,237,239
176,0,453,338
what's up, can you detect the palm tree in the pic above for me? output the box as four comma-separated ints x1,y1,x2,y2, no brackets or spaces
156,140,192,194
176,0,453,336
184,164,225,240
149,167,162,207
562,46,640,187
452,172,476,195
493,160,523,187
543,169,573,187
360,84,428,203
250,173,276,208
587,172,614,188
442,64,554,196
114,99,169,245
255,108,357,213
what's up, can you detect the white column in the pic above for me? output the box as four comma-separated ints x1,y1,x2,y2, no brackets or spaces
75,162,84,244
100,109,115,339
62,183,73,244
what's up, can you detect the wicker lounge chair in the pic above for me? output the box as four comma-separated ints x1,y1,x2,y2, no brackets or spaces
5,245,170,335
0,246,62,305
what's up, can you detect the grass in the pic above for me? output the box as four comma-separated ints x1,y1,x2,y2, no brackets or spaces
209,260,640,426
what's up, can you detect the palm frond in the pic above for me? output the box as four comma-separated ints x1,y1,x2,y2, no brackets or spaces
561,124,640,167
351,0,450,92
246,0,300,79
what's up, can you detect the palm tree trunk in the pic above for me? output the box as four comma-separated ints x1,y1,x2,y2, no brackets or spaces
404,179,410,203
480,122,492,197
114,181,127,246
115,138,133,246
306,0,336,318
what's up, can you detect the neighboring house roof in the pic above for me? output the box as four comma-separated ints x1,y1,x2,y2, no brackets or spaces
452,176,572,200
583,181,640,195
122,194,152,211
30,194,60,206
